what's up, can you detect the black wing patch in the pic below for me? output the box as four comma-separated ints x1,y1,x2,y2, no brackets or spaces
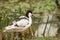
9,16,29,26
15,24,19,27
15,17,29,22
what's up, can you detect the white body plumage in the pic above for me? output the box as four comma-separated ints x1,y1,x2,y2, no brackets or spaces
3,10,32,32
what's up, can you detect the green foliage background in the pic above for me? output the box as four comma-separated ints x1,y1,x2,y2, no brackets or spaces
0,0,60,29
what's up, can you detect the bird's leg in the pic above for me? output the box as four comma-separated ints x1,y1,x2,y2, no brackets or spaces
29,27,34,40
14,32,20,40
21,32,25,40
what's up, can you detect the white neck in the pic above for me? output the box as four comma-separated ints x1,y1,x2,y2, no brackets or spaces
28,13,32,17
29,17,32,24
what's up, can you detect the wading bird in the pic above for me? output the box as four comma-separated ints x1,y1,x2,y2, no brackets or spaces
3,10,32,32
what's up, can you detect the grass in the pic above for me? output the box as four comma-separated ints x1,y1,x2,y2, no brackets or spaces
35,37,60,40
26,37,60,40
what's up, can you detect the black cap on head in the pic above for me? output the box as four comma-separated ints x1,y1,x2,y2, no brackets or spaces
25,10,32,18
26,10,32,13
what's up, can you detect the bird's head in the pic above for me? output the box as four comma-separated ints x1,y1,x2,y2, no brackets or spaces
25,10,32,18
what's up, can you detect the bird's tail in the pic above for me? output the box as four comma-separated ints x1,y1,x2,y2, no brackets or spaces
3,25,15,32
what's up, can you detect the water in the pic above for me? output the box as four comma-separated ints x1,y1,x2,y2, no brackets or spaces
35,15,58,37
